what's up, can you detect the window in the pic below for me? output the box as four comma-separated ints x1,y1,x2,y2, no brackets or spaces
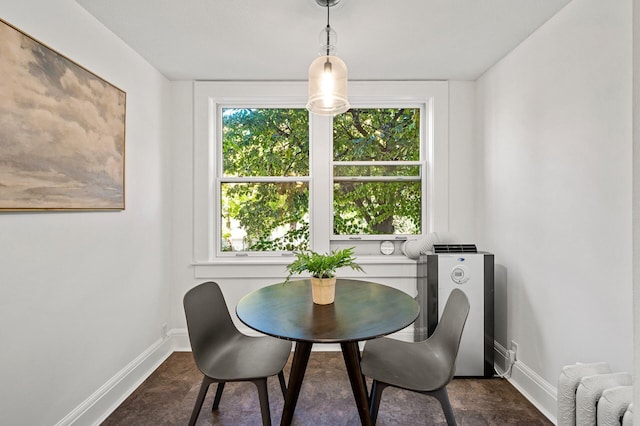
333,108,422,236
193,81,449,261
221,108,310,252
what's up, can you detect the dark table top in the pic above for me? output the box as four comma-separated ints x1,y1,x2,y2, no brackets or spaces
236,279,420,343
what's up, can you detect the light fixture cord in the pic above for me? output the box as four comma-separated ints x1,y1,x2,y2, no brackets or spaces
325,1,331,56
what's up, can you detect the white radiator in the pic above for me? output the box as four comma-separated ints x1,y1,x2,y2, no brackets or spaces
558,363,633,426
597,387,633,426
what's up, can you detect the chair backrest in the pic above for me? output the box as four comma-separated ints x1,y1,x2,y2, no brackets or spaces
426,288,470,382
183,281,240,370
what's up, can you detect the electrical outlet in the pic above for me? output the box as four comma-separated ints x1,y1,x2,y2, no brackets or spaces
161,323,168,339
510,340,519,361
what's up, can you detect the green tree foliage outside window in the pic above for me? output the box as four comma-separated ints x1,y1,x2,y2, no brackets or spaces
221,108,310,252
220,107,422,252
333,108,422,235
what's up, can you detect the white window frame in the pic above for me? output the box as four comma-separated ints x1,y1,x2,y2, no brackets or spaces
193,81,449,263
217,104,311,257
330,103,425,241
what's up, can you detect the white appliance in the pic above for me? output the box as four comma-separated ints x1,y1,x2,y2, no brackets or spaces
416,247,494,377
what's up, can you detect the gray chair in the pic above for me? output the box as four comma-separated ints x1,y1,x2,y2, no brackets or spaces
183,281,292,426
360,288,470,425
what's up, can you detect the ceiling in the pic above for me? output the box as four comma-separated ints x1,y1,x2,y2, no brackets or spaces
75,0,572,81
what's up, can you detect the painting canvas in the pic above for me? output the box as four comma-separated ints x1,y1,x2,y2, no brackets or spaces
0,19,126,210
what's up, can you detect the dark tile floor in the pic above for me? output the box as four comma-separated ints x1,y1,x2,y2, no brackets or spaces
103,351,553,425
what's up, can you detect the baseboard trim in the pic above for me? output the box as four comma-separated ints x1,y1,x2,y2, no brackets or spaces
508,361,557,423
171,328,192,352
61,332,559,425
55,337,174,426
493,342,557,423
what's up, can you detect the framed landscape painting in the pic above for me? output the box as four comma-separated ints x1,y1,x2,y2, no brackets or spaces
0,18,126,211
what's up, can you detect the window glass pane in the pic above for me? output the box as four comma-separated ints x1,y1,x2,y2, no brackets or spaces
333,181,421,235
222,108,309,177
221,182,309,252
333,108,420,162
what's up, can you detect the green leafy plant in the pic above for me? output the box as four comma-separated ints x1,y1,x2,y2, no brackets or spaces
285,247,363,283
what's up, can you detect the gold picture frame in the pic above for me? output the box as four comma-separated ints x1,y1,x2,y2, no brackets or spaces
0,18,126,211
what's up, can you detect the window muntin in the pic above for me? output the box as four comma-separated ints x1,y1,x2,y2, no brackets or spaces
333,164,421,178
332,108,422,237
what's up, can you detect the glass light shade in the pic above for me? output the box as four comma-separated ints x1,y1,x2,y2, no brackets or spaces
319,26,337,56
307,55,349,116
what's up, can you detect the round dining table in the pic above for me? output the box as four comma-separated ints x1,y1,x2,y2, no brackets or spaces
236,278,420,426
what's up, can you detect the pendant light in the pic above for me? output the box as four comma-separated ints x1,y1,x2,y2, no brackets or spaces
306,0,349,116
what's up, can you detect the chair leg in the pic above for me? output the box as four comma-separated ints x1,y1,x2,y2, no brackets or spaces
189,376,213,426
253,378,272,426
431,387,457,426
212,382,225,410
369,380,388,425
277,370,287,398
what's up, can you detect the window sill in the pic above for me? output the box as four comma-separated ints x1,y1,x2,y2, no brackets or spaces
192,255,417,279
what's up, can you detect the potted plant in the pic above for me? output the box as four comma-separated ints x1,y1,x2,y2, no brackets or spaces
285,247,364,304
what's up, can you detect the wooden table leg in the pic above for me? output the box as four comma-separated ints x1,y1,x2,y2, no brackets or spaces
280,341,313,426
341,342,372,426
356,343,369,402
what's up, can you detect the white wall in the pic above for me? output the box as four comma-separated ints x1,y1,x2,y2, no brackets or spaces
633,0,640,416
168,81,195,335
167,80,478,334
449,81,478,244
477,0,632,419
0,1,172,424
